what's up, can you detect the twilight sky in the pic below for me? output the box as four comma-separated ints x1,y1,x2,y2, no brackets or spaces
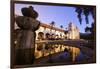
15,3,94,33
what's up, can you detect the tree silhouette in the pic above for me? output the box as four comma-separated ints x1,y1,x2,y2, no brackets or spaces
60,25,63,38
75,7,95,24
75,7,82,24
60,25,63,29
85,26,91,33
85,22,94,33
84,22,94,40
50,21,55,33
83,8,90,24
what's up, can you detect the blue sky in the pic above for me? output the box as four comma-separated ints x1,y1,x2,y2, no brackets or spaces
15,3,94,33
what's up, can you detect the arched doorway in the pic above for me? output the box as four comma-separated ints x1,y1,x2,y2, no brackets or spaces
45,33,50,40
38,32,44,40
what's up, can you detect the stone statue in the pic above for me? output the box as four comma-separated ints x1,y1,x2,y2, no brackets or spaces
21,6,38,19
15,6,40,65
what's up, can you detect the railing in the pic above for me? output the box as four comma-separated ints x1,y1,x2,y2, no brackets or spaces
36,39,88,48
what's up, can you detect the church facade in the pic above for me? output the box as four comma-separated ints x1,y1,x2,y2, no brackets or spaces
67,23,80,39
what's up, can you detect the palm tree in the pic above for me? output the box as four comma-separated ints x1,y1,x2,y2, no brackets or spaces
65,27,68,31
60,25,63,29
75,7,95,24
75,7,82,24
50,21,55,33
85,26,91,33
85,23,94,33
75,7,95,37
83,8,90,24
60,25,63,38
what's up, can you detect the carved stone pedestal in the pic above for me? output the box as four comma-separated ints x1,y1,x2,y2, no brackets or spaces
15,16,40,65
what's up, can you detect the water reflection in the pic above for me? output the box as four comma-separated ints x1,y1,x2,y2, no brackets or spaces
35,43,80,62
